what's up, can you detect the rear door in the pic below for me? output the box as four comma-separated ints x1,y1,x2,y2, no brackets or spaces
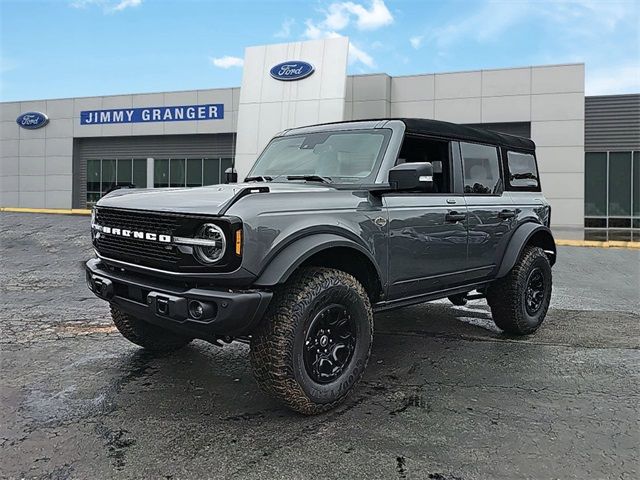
459,141,517,281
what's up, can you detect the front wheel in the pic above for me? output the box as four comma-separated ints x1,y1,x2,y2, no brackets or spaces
249,267,373,415
487,246,552,335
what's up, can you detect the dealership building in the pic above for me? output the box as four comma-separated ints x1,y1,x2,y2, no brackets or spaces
1,37,638,240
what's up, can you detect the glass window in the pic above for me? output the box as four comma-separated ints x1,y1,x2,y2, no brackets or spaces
133,159,147,188
248,130,390,184
397,136,451,193
87,159,101,193
203,158,221,185
101,159,116,193
460,142,501,194
506,151,539,190
187,158,203,187
633,152,639,218
585,152,607,217
585,217,606,228
609,218,631,228
609,229,632,241
170,159,186,187
608,152,632,216
585,229,608,241
154,159,169,188
117,158,132,185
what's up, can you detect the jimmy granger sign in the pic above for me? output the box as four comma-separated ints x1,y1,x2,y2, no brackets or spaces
80,104,224,125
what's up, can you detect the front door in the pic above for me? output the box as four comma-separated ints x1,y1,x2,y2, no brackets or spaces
384,135,468,300
385,194,468,299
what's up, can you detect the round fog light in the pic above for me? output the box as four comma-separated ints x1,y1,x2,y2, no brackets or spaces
189,301,204,320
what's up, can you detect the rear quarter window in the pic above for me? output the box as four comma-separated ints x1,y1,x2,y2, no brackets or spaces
506,151,540,191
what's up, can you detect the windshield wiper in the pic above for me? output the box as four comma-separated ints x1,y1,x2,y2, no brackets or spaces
286,175,332,183
245,175,273,182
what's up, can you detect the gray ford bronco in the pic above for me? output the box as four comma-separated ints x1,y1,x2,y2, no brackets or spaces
86,118,556,414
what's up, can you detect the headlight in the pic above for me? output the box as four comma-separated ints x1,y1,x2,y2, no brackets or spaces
193,223,226,264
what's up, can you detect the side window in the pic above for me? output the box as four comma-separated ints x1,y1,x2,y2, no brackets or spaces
396,135,451,193
506,151,540,190
461,142,502,194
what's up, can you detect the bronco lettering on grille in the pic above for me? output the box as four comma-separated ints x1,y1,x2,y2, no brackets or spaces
94,224,172,243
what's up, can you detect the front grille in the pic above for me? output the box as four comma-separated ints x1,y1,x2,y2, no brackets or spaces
94,208,187,268
93,207,242,273
96,233,180,265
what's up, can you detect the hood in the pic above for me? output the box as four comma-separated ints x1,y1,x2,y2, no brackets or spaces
96,182,336,215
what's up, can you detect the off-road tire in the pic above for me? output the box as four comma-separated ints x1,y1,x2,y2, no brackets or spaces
487,246,552,335
249,267,373,415
110,304,193,352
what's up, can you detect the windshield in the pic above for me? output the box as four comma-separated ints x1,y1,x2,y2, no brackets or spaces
248,129,391,183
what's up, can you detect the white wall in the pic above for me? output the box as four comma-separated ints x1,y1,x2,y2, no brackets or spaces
1,99,74,208
234,37,349,179
0,88,238,208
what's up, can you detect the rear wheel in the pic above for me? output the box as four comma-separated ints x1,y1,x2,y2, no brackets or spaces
110,305,193,352
249,267,373,415
487,246,552,335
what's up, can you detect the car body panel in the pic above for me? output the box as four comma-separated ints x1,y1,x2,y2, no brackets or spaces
384,193,468,298
226,187,387,282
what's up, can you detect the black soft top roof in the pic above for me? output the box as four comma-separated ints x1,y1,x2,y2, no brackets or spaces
399,118,535,151
284,118,535,151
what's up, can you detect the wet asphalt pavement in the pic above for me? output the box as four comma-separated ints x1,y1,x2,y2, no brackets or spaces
1,212,639,480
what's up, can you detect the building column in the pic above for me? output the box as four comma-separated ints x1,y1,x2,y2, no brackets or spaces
146,157,154,188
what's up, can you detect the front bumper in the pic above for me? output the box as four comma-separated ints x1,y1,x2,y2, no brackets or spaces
85,258,272,340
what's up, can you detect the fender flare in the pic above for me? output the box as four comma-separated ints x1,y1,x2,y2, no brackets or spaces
496,223,557,278
253,233,383,287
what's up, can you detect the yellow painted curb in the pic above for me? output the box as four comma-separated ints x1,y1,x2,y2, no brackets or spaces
556,239,640,249
0,207,91,215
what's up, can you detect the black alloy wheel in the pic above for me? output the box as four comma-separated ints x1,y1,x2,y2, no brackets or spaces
303,304,357,384
524,267,546,315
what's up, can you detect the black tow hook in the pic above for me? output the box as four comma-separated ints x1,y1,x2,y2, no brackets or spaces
87,273,114,300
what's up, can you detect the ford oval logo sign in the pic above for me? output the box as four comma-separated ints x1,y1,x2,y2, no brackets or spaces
16,112,49,130
270,61,315,81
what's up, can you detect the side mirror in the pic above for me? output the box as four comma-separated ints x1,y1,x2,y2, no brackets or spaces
224,167,238,184
388,162,434,192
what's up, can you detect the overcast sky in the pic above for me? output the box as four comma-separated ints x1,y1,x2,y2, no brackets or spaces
1,0,638,101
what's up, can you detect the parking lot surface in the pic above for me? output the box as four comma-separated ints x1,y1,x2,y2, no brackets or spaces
1,212,639,480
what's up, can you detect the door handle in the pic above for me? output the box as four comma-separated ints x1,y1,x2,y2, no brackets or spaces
498,209,516,219
445,211,466,222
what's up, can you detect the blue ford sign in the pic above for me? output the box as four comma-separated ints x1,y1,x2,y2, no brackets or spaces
80,104,224,125
270,61,315,81
16,112,49,129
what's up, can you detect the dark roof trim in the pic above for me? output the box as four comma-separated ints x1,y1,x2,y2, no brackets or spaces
399,118,535,151
283,118,535,151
